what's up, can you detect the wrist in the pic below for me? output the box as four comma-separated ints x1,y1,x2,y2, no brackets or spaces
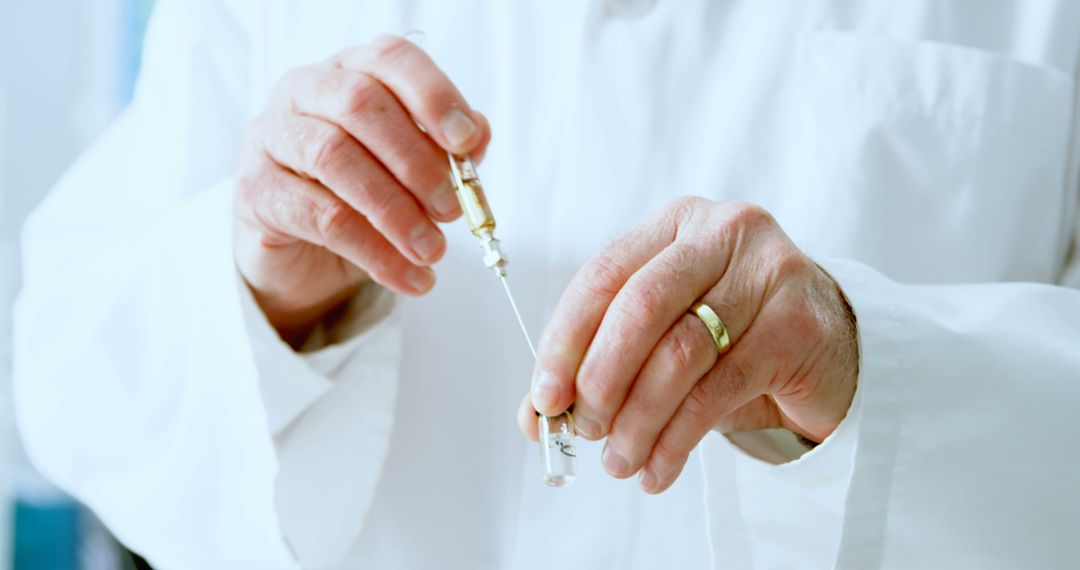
251,280,368,348
806,262,860,442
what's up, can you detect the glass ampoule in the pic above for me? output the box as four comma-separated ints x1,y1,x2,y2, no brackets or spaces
538,411,577,487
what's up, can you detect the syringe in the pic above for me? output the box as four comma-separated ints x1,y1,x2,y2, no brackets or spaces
447,153,577,487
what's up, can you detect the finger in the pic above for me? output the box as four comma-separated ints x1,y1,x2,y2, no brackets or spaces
573,200,778,438
287,65,462,222
259,113,446,267
337,36,489,154
639,317,778,494
517,393,540,442
530,202,688,421
602,267,761,478
599,315,715,478
239,156,435,296
573,239,728,440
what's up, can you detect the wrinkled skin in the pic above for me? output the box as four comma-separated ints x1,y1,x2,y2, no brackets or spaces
518,198,859,493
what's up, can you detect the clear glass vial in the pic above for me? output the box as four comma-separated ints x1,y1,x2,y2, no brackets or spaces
538,411,577,487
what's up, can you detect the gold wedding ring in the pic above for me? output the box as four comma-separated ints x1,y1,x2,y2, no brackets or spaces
689,301,732,355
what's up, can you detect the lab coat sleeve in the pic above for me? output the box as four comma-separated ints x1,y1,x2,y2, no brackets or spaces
13,1,403,568
237,271,405,568
703,250,1080,569
237,275,399,437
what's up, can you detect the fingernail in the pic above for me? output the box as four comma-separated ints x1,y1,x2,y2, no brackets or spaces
440,108,477,149
639,466,658,492
410,225,444,260
531,371,560,410
406,267,435,293
575,415,600,438
431,185,459,218
602,444,629,477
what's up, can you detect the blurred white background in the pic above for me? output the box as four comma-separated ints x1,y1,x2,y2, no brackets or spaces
1,0,153,567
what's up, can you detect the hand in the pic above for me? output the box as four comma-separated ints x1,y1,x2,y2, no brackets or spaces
517,197,858,493
233,35,490,345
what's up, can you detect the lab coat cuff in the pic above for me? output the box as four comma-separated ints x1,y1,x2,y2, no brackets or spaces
237,271,331,436
719,384,863,514
294,282,399,375
236,259,399,436
808,257,906,560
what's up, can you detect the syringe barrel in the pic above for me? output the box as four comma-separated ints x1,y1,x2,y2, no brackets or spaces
456,179,497,236
448,154,497,236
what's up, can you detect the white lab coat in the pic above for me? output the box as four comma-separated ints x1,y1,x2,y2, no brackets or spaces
13,0,1080,568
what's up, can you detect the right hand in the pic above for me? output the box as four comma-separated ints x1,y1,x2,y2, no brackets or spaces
234,35,490,344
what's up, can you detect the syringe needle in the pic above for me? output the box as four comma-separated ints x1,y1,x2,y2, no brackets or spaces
499,274,537,359
448,152,576,487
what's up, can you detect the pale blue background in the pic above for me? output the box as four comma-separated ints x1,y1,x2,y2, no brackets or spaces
0,1,154,568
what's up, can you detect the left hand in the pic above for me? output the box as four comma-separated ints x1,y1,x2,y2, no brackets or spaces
516,197,859,493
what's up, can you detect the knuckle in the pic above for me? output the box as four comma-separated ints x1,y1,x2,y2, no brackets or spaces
397,156,440,193
671,195,707,211
728,201,776,230
234,150,262,189
306,126,352,175
315,200,354,243
362,248,399,281
414,84,458,115
665,244,699,281
622,390,661,425
767,242,810,282
364,184,408,222
576,369,619,414
339,73,386,119
234,170,262,206
234,156,277,209
615,285,666,333
661,321,708,374
247,181,302,243
682,382,719,421
577,252,627,301
366,34,413,64
667,195,706,223
242,115,280,158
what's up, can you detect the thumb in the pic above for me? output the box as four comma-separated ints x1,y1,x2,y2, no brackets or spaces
530,366,575,418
